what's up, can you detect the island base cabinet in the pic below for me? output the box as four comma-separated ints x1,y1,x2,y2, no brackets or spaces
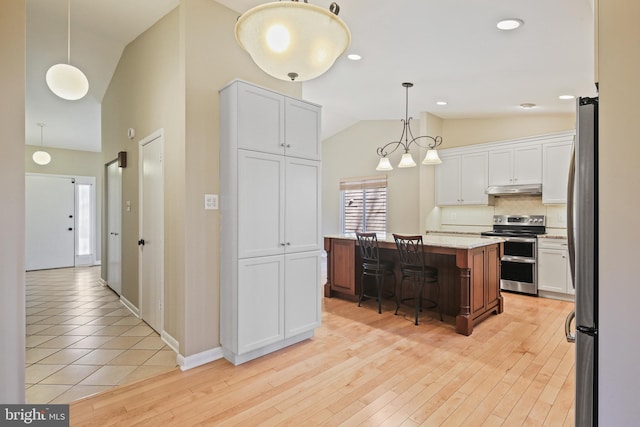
223,252,321,365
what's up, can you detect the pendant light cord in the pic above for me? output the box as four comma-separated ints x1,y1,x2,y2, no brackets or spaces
67,0,71,64
38,123,45,147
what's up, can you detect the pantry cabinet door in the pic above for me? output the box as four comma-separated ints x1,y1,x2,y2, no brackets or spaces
237,82,285,155
237,150,285,258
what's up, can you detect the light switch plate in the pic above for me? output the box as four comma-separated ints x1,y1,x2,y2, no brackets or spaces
204,194,218,210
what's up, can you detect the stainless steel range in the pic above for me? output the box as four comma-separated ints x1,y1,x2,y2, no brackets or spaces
481,215,546,295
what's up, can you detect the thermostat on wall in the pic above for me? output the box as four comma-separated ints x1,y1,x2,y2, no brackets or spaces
127,128,135,139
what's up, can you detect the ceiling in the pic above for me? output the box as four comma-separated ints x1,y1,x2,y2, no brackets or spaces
26,0,596,152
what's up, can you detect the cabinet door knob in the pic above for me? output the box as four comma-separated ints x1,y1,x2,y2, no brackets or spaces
286,144,291,148
280,243,286,246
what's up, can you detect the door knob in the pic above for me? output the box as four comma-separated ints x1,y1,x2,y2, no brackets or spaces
138,239,145,246
68,228,73,231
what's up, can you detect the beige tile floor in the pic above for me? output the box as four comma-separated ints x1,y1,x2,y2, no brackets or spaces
25,266,177,404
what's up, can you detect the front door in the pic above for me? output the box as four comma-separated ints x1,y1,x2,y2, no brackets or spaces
139,130,164,333
25,174,75,270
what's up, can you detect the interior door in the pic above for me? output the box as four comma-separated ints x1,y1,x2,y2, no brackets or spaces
25,174,75,270
106,161,122,295
139,131,164,333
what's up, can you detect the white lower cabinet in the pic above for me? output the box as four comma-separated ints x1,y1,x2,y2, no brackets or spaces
537,238,574,299
236,252,321,356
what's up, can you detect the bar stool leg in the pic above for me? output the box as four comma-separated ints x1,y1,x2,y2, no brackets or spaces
376,274,383,314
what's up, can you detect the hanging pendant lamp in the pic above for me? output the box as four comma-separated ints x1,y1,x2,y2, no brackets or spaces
33,123,52,166
46,0,89,101
235,1,351,82
375,82,443,171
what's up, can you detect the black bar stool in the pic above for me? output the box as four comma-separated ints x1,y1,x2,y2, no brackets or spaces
355,232,396,314
393,234,442,325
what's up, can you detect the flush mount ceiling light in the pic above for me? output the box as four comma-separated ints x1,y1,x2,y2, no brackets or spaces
436,101,448,106
347,53,362,61
520,103,537,109
33,123,52,166
235,1,351,81
375,83,443,171
497,18,524,31
559,94,576,100
46,0,89,100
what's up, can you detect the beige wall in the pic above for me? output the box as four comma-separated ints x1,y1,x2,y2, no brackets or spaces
101,0,302,357
25,145,104,261
322,120,422,235
442,114,575,148
597,0,640,422
102,8,182,335
0,0,26,403
322,113,576,235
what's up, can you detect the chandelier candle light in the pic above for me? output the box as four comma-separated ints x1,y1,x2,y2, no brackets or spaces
234,0,351,81
375,83,443,171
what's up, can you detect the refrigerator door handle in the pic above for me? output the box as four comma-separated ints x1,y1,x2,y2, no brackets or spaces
567,139,576,288
565,310,576,343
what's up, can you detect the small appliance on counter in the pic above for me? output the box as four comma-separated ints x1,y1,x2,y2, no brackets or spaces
481,214,546,295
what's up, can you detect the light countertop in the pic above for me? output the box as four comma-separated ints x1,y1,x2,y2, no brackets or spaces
325,233,504,250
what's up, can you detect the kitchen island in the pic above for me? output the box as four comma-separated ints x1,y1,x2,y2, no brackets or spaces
324,234,504,335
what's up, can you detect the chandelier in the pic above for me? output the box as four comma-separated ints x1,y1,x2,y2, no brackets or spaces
376,83,443,171
234,1,351,82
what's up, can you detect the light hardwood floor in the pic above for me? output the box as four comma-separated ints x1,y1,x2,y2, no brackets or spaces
70,293,575,426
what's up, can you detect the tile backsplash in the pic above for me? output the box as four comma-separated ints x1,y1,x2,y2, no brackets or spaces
430,195,567,233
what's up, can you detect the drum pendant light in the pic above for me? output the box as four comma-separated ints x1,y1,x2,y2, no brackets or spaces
46,0,89,100
235,1,351,82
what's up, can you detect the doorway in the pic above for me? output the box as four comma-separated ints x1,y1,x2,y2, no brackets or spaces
138,129,164,334
25,174,97,271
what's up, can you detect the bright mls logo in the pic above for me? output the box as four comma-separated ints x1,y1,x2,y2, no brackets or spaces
1,405,68,426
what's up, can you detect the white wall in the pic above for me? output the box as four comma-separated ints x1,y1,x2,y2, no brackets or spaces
597,0,640,423
0,0,26,404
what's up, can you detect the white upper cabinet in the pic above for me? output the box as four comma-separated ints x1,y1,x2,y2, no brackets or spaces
236,81,320,160
488,144,542,185
436,152,488,205
284,98,321,160
237,82,285,155
542,142,573,204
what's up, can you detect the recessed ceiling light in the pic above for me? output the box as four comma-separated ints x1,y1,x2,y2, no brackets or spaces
436,101,448,106
497,19,524,31
520,103,536,109
559,95,576,100
347,54,362,61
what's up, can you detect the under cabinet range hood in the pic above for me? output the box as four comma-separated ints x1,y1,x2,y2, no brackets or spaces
485,183,542,195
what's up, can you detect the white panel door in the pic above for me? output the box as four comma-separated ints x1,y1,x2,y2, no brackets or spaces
238,255,284,354
285,158,321,253
106,161,122,295
139,132,164,333
25,174,75,270
284,251,321,338
238,150,285,259
284,98,320,160
237,82,285,155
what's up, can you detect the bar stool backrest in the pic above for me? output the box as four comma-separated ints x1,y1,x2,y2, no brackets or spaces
393,234,425,273
355,232,381,268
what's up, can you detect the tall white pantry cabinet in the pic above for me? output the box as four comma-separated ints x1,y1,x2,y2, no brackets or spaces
219,80,322,365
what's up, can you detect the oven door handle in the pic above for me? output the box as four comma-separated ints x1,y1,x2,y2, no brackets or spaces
501,255,536,264
503,237,537,243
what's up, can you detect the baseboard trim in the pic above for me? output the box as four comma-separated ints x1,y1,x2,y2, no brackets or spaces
161,331,179,354
120,295,140,318
98,278,108,287
177,347,224,371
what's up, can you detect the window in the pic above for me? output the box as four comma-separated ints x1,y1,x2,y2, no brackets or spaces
340,176,387,234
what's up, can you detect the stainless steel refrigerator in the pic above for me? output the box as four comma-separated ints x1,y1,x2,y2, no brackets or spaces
566,96,598,426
